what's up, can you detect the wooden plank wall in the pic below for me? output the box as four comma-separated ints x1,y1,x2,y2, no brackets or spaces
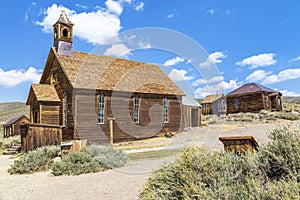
40,104,60,125
73,91,182,143
20,123,62,151
226,93,264,114
222,140,255,155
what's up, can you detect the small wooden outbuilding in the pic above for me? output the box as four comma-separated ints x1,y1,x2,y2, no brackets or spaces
182,96,202,128
3,115,29,138
226,83,282,114
201,94,226,116
219,136,259,155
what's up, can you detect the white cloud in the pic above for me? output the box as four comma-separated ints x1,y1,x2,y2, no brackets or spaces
168,69,194,82
262,68,300,84
104,43,132,57
163,57,185,66
207,9,215,15
194,79,238,98
135,2,144,11
0,67,42,87
192,76,224,87
105,0,123,15
35,3,122,45
290,56,300,62
167,14,174,19
236,53,277,69
199,52,226,68
280,90,300,97
75,3,88,9
137,41,151,49
245,70,272,83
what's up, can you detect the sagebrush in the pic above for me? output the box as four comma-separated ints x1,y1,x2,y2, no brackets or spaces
8,146,60,174
140,126,300,199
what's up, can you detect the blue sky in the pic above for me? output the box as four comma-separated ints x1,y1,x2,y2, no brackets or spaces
0,0,300,102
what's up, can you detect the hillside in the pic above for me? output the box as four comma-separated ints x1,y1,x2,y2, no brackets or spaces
282,96,300,104
0,102,29,135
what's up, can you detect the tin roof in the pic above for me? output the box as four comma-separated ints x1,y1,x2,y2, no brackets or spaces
227,83,277,97
3,115,29,126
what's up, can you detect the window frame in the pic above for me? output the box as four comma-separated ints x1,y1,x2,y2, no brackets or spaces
163,97,168,123
98,94,105,124
234,99,240,110
133,96,139,123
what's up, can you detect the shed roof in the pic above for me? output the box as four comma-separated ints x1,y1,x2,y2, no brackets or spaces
27,84,61,104
202,94,224,104
3,115,29,126
227,83,277,97
54,48,184,96
219,136,259,147
182,96,201,107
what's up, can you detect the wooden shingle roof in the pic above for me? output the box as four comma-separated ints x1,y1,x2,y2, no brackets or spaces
27,84,61,104
202,94,224,104
55,49,184,96
227,83,277,97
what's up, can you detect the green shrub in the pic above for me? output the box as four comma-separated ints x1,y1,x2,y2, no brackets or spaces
87,145,127,170
8,146,60,174
51,152,100,176
257,126,300,181
0,136,20,149
140,126,300,199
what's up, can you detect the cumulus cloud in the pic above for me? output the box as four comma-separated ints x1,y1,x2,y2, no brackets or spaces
168,69,194,82
105,0,123,15
245,70,272,83
262,68,300,84
163,57,185,66
75,3,88,9
0,67,42,87
290,56,300,62
194,79,238,98
199,52,226,68
35,3,124,45
135,2,144,11
192,76,224,87
280,90,300,97
104,43,132,57
236,53,277,69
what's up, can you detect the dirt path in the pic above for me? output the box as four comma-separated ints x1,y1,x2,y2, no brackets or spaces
0,120,299,200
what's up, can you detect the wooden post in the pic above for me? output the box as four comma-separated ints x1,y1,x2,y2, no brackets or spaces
108,118,114,144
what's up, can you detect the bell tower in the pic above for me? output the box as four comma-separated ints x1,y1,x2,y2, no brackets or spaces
53,10,74,57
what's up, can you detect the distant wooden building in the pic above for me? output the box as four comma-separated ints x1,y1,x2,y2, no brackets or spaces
219,136,259,155
3,115,29,138
23,11,184,147
182,96,201,128
226,83,282,114
201,94,226,115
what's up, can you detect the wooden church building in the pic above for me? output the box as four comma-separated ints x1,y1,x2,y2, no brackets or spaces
23,11,184,147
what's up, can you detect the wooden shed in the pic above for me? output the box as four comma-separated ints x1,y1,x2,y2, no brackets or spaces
182,96,202,128
226,83,282,114
201,94,226,115
24,11,184,148
3,115,29,138
219,136,259,155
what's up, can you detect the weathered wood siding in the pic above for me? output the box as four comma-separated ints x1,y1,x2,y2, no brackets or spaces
3,116,29,138
73,91,182,143
221,140,256,155
226,93,264,114
182,105,201,128
202,103,212,115
20,123,62,151
40,104,60,125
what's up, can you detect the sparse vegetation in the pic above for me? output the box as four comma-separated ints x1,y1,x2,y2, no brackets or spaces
140,126,300,199
8,146,60,174
0,135,20,151
51,152,101,176
87,145,127,170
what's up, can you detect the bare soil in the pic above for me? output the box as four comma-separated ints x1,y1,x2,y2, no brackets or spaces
0,120,299,200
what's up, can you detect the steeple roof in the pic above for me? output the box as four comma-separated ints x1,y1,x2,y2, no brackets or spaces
54,10,73,26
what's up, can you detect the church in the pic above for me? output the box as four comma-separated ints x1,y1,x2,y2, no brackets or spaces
23,11,184,148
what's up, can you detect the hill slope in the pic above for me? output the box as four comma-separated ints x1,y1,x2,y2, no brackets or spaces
283,96,300,104
0,102,29,135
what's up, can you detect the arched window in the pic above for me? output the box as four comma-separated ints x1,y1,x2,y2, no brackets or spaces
62,29,68,38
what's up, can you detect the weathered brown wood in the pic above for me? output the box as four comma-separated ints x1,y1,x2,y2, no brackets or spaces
219,136,259,155
3,116,29,138
20,123,62,152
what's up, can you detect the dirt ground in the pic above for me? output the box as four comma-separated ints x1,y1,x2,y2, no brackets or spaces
0,120,299,200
